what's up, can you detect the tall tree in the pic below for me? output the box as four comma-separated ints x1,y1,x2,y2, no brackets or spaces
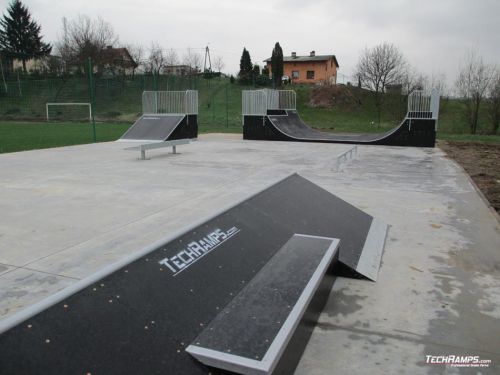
56,15,117,71
147,42,165,74
455,51,495,134
165,48,179,67
213,55,225,73
271,42,283,87
0,0,51,72
238,47,252,84
356,42,406,126
239,48,252,75
126,43,144,75
183,48,202,74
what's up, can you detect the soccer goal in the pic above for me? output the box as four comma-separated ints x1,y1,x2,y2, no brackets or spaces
46,103,92,122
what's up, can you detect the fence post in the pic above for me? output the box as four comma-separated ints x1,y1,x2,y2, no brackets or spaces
17,71,22,97
0,58,7,93
226,84,229,128
87,57,97,143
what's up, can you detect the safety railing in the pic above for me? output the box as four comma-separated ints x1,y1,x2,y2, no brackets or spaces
265,89,297,110
242,89,297,116
242,90,268,116
142,90,198,115
407,89,440,120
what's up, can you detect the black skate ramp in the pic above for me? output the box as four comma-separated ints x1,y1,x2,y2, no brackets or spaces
244,110,436,147
120,114,198,141
0,174,386,375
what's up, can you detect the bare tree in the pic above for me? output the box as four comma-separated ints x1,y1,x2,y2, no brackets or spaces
125,44,144,75
488,68,500,134
455,51,495,134
147,42,165,74
356,42,407,125
165,48,179,67
56,15,118,70
428,73,447,95
385,65,422,121
183,48,202,74
213,55,225,73
401,66,426,95
424,72,449,114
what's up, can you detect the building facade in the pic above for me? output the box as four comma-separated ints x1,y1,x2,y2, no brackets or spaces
264,51,339,84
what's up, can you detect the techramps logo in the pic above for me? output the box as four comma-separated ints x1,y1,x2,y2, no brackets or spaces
425,355,491,368
158,226,241,276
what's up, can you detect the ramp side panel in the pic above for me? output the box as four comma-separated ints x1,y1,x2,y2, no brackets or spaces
341,218,388,281
168,114,198,140
187,235,339,375
120,114,185,141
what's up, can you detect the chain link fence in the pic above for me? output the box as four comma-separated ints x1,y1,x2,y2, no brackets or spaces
0,62,244,130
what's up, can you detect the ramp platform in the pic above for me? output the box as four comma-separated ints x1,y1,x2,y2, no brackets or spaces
187,234,340,375
118,90,198,142
0,174,386,375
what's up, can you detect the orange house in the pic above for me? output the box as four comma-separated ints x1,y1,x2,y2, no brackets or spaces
264,51,339,84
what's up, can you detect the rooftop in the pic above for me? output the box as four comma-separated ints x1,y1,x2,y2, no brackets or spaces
264,52,339,67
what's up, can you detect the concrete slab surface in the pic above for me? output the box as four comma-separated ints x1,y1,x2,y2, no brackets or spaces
0,133,499,374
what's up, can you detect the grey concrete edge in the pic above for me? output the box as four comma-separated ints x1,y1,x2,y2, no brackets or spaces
355,217,389,281
186,235,340,375
0,173,297,335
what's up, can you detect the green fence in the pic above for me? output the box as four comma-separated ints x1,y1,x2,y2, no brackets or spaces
0,64,245,131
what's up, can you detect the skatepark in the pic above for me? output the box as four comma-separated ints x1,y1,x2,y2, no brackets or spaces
0,90,499,374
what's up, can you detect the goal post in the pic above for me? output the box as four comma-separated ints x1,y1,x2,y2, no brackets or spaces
46,103,92,122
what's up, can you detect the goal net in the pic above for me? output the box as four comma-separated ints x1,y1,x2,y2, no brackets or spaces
46,103,92,122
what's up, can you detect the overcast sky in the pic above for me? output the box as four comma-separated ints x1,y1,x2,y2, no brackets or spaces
2,0,499,91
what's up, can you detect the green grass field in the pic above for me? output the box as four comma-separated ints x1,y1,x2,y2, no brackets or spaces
1,76,499,154
0,122,129,153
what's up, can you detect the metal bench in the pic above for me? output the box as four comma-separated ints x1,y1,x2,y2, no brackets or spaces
124,139,191,160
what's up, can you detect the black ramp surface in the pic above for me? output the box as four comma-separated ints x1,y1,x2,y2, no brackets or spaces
120,114,185,141
244,110,436,147
269,110,396,142
0,174,382,375
187,234,339,375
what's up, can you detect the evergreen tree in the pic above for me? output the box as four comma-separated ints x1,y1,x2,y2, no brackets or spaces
252,64,260,76
271,42,283,86
238,47,252,84
0,0,52,72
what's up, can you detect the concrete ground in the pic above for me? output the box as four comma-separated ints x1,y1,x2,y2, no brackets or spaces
0,134,499,374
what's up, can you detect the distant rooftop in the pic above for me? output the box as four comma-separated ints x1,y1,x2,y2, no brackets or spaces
264,51,339,67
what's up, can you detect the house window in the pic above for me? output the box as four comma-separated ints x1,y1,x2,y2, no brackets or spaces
292,71,299,79
307,71,315,79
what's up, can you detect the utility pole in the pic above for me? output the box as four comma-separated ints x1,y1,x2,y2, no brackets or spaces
203,45,212,73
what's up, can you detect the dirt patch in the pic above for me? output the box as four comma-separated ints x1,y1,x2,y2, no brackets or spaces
309,85,361,110
438,140,500,213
